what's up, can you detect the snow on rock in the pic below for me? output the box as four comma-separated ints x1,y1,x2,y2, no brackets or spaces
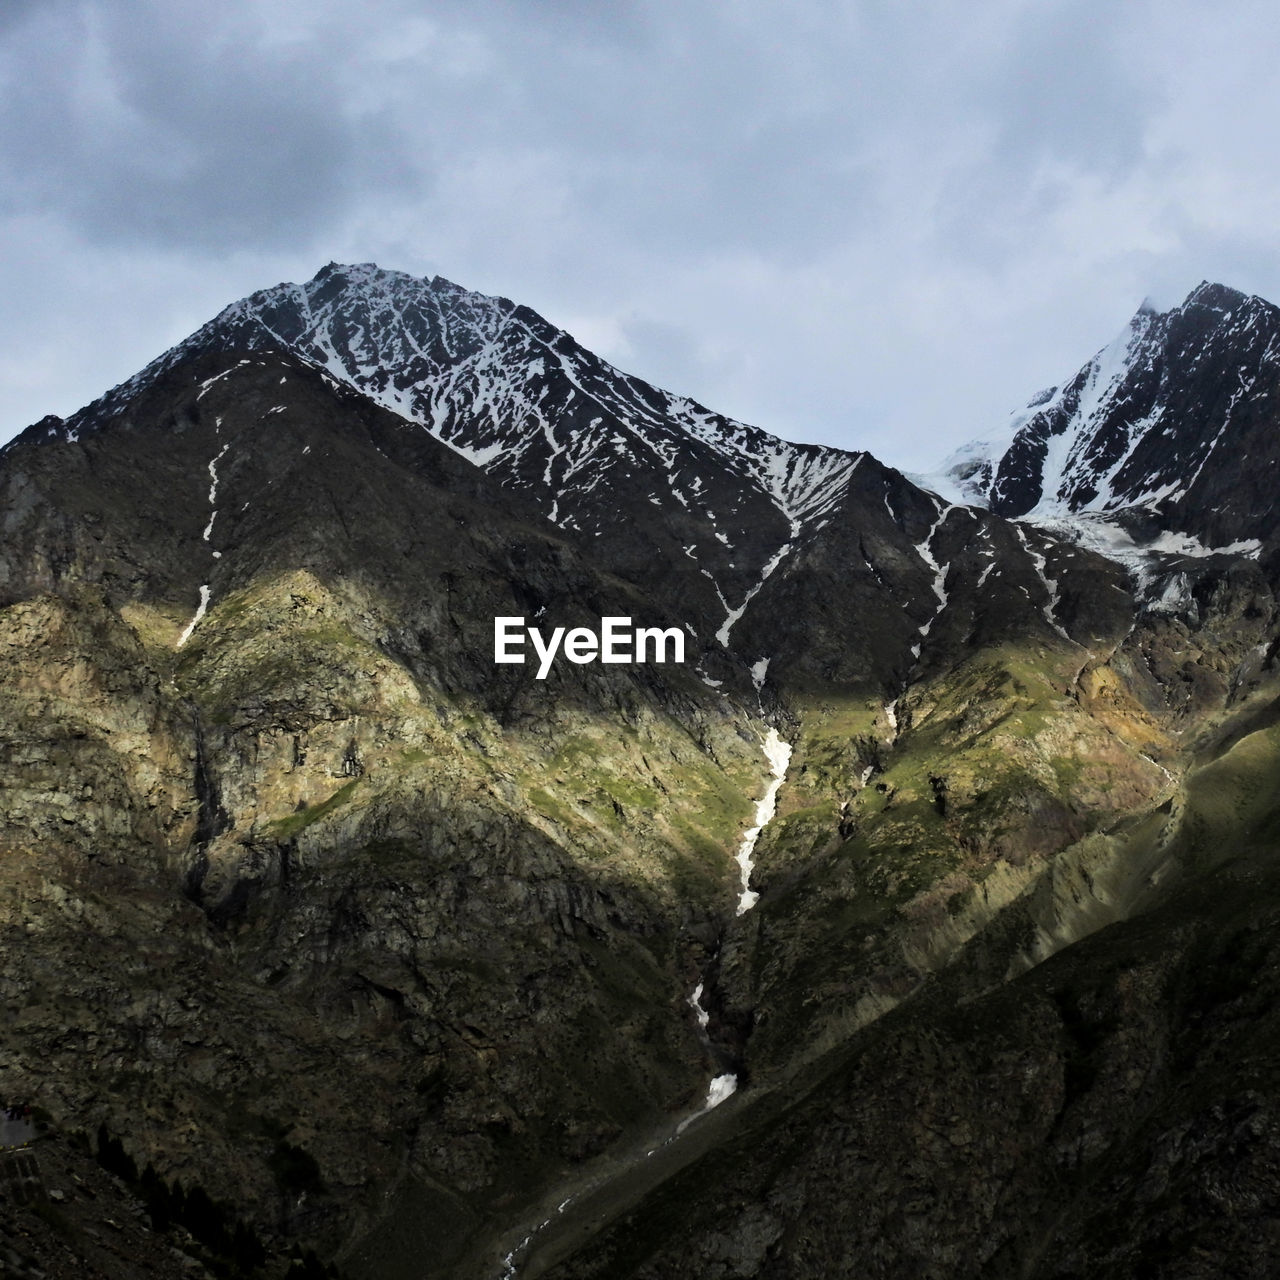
177,585,211,649
1149,571,1193,615
1013,524,1074,643
750,657,770,693
914,284,1280,621
82,264,871,648
716,534,794,648
928,285,1280,540
202,442,230,541
177,439,235,647
688,982,711,1031
676,1073,739,1134
1026,312,1155,519
735,728,793,916
1032,509,1262,607
909,499,956,660
194,361,250,401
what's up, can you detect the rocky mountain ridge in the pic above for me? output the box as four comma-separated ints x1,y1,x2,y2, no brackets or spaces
31,262,860,665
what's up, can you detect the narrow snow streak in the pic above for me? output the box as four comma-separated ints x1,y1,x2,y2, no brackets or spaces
202,443,230,541
177,585,211,649
194,362,248,400
495,727,790,1278
180,442,231,647
1030,311,1155,516
1184,366,1258,495
735,728,793,915
688,982,711,1030
910,501,956,660
716,527,797,648
1014,525,1074,643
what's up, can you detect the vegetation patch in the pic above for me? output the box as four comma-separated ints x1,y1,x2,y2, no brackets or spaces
267,779,361,839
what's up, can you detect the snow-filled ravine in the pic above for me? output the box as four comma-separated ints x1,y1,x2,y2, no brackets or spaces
734,727,793,915
493,724,793,1278
680,726,794,1123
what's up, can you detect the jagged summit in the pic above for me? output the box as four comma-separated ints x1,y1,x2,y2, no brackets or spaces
5,260,1150,697
37,261,880,663
60,261,860,546
32,261,901,680
925,281,1280,560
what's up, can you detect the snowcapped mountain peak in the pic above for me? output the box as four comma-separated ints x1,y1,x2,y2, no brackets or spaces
62,262,866,555
1182,279,1245,311
931,281,1280,537
45,262,877,659
923,279,1280,585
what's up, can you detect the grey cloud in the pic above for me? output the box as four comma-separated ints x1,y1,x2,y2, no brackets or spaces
5,0,1280,472
0,0,42,37
992,6,1155,174
387,4,888,263
617,315,716,404
0,0,419,252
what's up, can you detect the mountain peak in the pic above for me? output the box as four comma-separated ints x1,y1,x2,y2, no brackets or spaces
49,261,873,668
1182,279,1250,312
930,278,1280,555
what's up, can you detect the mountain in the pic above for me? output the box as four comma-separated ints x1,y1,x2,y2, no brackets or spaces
3,267,1280,1280
930,283,1280,557
23,263,1149,695
43,262,859,672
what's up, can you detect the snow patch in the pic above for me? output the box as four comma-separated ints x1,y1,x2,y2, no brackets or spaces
181,442,231,645
910,501,956,658
676,1074,738,1134
1013,524,1074,643
716,531,796,648
177,585,211,648
750,657,770,693
1030,509,1262,598
449,439,507,468
735,728,792,915
688,982,710,1031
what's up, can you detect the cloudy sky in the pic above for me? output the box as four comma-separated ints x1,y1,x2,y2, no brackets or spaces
3,0,1280,471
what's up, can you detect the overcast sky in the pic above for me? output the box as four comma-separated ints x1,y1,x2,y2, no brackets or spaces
3,0,1280,471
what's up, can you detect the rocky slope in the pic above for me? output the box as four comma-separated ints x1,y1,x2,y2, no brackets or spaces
544,804,1280,1280
3,266,1280,1279
23,262,1154,697
0,344,777,1273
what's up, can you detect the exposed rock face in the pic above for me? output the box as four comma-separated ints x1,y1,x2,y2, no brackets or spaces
3,267,1280,1280
1,346,774,1271
42,263,860,658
